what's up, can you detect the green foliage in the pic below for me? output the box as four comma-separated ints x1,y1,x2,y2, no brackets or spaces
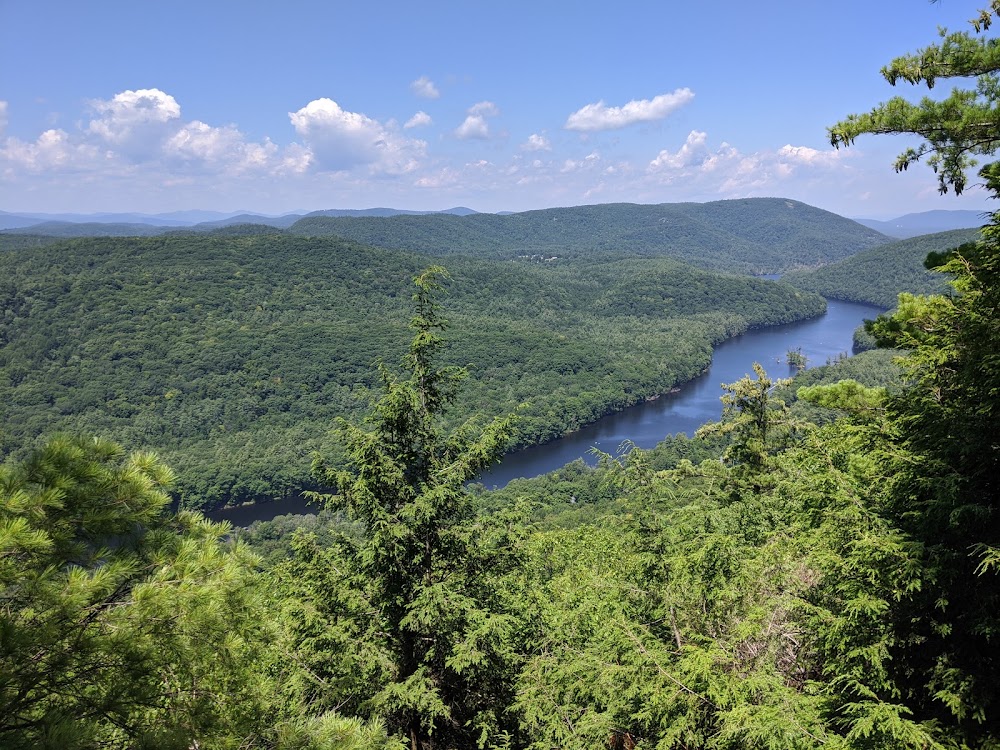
0,435,275,749
288,198,887,274
0,233,825,510
695,363,807,488
797,379,886,414
784,228,980,308
286,269,527,750
272,713,405,750
786,347,807,370
828,5,1000,742
829,7,1000,196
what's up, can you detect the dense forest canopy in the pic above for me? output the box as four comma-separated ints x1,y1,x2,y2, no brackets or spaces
2,197,889,275
5,3,1000,748
0,232,823,510
287,198,887,274
783,227,981,307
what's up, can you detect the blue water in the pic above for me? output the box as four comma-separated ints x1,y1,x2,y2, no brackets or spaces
475,298,882,488
208,297,882,525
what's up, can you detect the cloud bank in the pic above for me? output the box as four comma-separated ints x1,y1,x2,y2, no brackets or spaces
1,88,872,215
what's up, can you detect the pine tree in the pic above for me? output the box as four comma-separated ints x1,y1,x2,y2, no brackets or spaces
832,3,1000,741
303,267,525,750
0,435,273,749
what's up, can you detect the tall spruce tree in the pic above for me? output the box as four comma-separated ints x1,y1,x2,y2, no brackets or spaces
303,267,525,750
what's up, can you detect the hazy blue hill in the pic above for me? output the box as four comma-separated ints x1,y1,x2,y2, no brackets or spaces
783,227,980,307
0,210,196,227
3,221,170,237
190,213,300,230
302,206,479,219
0,212,54,230
288,198,889,274
855,209,987,238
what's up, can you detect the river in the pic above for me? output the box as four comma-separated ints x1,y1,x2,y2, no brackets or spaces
208,298,883,526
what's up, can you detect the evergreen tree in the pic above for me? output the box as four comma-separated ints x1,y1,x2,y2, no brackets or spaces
0,435,274,749
300,267,525,750
832,3,1000,742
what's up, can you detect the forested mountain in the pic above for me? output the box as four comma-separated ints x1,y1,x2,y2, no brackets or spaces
783,227,980,307
288,197,889,273
0,232,823,510
6,4,1000,749
2,220,170,237
3,198,888,272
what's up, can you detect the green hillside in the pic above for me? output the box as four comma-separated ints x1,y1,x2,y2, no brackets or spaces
0,233,823,510
286,198,889,273
2,199,889,274
783,227,980,307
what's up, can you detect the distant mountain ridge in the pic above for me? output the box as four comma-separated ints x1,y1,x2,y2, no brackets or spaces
854,209,987,238
0,206,479,232
286,198,890,274
2,199,888,274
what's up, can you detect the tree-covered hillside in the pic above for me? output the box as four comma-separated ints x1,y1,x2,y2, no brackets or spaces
6,3,1000,749
288,198,889,274
783,228,980,307
0,233,823,510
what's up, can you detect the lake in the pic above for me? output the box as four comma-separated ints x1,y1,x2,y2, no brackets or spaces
208,297,883,526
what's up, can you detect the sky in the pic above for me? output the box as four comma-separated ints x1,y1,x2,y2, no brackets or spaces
1,0,996,220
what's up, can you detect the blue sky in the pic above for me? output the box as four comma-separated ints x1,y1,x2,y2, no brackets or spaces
1,0,995,218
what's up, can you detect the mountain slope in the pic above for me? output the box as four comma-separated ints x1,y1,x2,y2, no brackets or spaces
288,198,889,274
854,209,986,238
783,228,980,307
0,233,824,510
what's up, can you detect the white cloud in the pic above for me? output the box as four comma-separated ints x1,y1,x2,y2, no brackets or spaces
288,98,426,174
404,111,433,129
165,121,276,172
0,101,7,137
522,133,551,151
87,88,182,159
1,128,100,172
776,143,845,168
468,101,499,117
649,130,709,170
565,88,695,132
410,76,440,99
560,151,602,173
415,167,460,188
455,101,499,140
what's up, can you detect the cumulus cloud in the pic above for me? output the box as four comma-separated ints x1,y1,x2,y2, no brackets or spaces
289,98,426,174
87,88,182,159
776,144,845,168
0,101,7,137
0,87,297,185
165,121,277,172
404,111,433,129
1,128,100,172
455,101,499,140
561,151,601,173
649,130,710,170
565,88,695,132
410,76,440,99
415,167,460,188
521,133,551,151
